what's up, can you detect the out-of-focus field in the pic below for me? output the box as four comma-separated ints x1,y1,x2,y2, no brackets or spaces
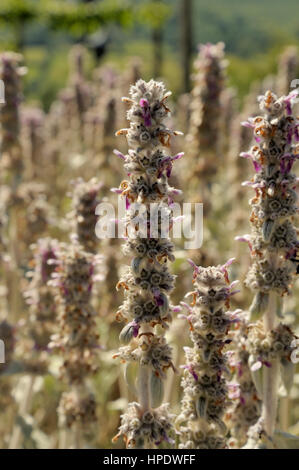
0,0,299,450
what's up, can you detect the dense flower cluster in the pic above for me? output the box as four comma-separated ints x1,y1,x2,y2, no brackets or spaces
20,238,58,374
177,260,239,449
50,243,101,428
246,321,297,393
238,90,299,317
113,402,174,449
113,79,182,448
58,389,97,429
226,317,261,448
69,177,102,253
237,90,299,443
116,334,174,381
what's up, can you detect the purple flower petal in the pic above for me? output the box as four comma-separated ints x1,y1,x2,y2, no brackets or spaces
241,121,254,128
132,322,140,337
183,364,198,381
111,187,123,194
240,396,246,405
253,160,262,172
172,152,184,161
240,152,252,159
113,149,126,160
263,360,272,368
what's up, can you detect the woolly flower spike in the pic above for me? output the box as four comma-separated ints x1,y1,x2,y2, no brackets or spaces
226,316,261,448
50,242,102,428
186,42,227,183
0,52,26,182
177,261,239,449
237,90,299,320
58,389,97,430
237,90,299,442
25,238,58,317
21,238,59,374
113,79,182,448
21,106,45,179
69,177,102,253
277,46,299,97
8,182,55,264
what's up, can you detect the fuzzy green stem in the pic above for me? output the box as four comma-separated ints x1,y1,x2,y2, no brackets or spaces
279,397,289,432
262,292,279,437
138,364,151,412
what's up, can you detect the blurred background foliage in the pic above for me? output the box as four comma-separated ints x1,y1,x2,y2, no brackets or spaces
0,0,299,109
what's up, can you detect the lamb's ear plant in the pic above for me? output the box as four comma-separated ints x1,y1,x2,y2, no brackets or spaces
50,242,102,448
237,90,299,446
0,53,26,323
186,42,226,199
111,79,183,449
176,259,239,449
69,177,102,254
226,315,261,448
277,46,298,97
23,238,59,370
21,107,45,181
8,238,58,449
48,176,104,448
0,52,25,187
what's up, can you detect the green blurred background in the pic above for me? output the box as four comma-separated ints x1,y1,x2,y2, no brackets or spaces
0,0,299,109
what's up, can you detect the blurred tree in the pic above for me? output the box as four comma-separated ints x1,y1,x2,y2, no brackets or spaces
180,0,192,92
136,1,171,78
41,0,133,37
0,0,39,51
151,0,163,79
0,0,133,52
78,0,109,62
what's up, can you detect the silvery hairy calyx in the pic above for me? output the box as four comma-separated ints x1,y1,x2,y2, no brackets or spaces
237,90,299,446
112,79,183,448
177,259,239,449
